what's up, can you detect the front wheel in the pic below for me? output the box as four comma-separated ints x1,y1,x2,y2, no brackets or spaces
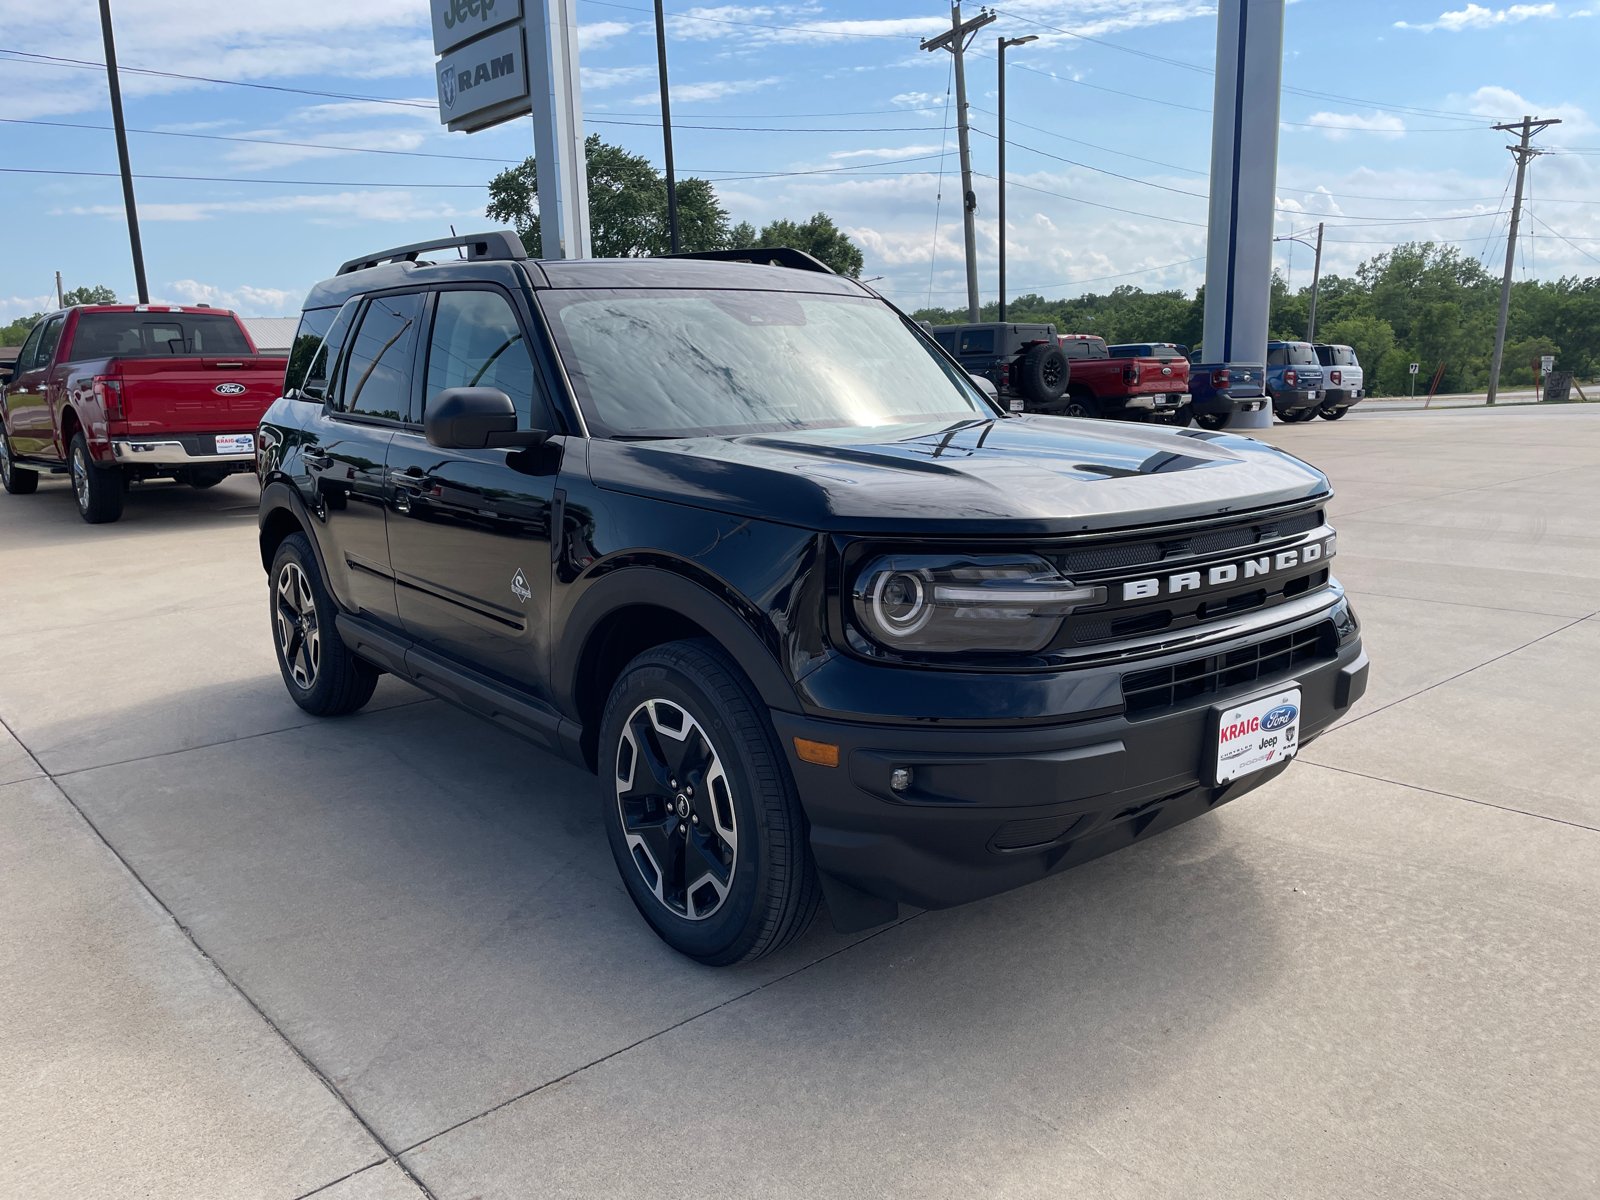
269,532,379,716
69,432,124,523
1194,410,1231,431
600,639,820,965
0,428,38,495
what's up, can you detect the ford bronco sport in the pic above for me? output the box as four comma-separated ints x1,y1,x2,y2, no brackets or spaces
257,233,1368,965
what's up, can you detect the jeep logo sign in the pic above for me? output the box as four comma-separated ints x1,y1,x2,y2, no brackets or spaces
432,0,522,55
436,24,529,122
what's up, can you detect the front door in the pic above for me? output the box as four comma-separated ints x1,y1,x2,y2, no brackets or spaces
384,287,561,697
5,315,65,457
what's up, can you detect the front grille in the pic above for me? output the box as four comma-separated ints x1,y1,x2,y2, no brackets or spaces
1050,506,1325,581
1060,541,1162,573
1121,621,1334,718
990,813,1083,851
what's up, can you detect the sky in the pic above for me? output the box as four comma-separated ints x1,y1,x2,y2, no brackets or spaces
2,0,1597,323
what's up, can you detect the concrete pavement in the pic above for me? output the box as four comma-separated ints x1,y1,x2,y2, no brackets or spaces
1,406,1595,1198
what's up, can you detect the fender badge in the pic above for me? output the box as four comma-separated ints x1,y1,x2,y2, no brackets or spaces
511,568,531,603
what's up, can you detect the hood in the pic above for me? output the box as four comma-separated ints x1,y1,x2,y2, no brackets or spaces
586,415,1329,536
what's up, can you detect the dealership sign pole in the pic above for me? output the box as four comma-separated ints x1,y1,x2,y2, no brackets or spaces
1198,0,1285,430
433,0,590,258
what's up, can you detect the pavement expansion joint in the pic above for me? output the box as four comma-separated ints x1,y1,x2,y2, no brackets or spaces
1298,760,1600,835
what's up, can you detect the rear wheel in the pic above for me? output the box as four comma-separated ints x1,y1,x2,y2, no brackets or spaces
1018,343,1070,405
600,638,820,965
1194,410,1231,431
1319,406,1348,421
1060,390,1100,419
186,469,227,489
0,428,38,495
69,431,124,523
270,532,379,716
1158,402,1193,426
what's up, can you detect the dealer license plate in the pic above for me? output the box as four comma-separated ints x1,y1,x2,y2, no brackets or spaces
216,433,255,455
1212,687,1300,786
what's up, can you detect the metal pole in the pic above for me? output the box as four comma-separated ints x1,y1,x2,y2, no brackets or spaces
950,5,980,321
97,0,148,303
1487,115,1558,405
55,271,65,309
654,0,679,253
997,36,1006,324
1305,221,1323,342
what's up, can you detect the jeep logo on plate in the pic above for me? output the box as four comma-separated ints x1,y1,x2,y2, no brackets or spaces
1262,703,1298,731
213,382,247,396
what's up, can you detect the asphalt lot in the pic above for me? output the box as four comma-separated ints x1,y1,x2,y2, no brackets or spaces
2,404,1596,1199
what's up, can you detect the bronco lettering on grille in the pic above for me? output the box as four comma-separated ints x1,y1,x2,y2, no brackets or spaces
1119,535,1335,601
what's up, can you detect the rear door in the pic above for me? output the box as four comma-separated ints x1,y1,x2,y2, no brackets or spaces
384,286,562,697
6,315,66,457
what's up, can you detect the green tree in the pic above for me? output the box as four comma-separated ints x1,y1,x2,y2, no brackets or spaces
1318,315,1395,385
756,212,864,278
487,134,732,258
63,284,117,306
0,314,43,347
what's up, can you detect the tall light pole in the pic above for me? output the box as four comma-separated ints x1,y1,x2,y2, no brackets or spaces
653,0,680,253
996,33,1037,323
1273,222,1323,342
921,5,995,321
97,0,148,303
1486,115,1560,405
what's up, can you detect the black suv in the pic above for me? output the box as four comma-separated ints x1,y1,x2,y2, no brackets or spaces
928,322,1071,412
258,232,1368,965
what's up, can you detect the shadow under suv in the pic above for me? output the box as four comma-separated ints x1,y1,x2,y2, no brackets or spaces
257,232,1369,965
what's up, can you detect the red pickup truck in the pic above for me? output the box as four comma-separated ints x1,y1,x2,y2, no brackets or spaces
0,305,287,523
1055,335,1191,424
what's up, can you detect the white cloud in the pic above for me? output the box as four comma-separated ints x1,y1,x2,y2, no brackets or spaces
1450,86,1596,135
582,65,657,91
68,190,479,225
1296,111,1407,140
663,7,946,45
829,145,943,160
579,21,635,51
1395,3,1558,31
1,292,62,322
633,77,780,104
163,280,301,314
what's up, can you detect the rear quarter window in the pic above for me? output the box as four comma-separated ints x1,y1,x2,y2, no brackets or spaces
285,308,338,396
959,329,995,355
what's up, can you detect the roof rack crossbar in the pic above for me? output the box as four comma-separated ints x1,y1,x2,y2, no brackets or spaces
657,246,836,275
337,230,527,277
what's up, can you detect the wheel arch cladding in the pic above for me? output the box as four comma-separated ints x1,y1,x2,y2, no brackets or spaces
561,568,802,772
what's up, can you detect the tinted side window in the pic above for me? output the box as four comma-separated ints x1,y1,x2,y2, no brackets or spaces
35,316,66,368
15,322,45,373
933,331,958,353
285,307,337,396
1267,346,1288,366
423,290,548,428
338,293,423,420
1314,346,1334,366
958,329,994,355
300,299,360,404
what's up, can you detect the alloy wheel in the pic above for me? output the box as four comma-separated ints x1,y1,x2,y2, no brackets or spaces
275,561,321,689
0,432,11,487
615,698,738,921
71,443,91,512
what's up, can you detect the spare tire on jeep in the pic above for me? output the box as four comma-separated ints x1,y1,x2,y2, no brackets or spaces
1018,342,1069,406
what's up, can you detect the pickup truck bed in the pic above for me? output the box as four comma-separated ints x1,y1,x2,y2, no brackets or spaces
1,304,287,522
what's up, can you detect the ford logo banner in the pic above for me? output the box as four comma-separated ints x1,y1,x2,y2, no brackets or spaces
1262,704,1298,732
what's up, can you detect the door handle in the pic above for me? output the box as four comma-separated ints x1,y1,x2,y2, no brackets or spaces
303,451,332,469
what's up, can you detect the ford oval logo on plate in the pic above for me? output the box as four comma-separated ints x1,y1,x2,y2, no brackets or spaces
1262,704,1298,732
214,382,247,396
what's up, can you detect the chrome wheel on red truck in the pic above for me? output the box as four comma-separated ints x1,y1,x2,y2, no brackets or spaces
69,432,124,524
0,429,39,495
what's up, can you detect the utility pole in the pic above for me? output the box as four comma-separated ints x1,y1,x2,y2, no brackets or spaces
98,0,148,303
653,0,680,253
995,33,1036,323
1305,221,1323,343
1487,115,1560,405
55,271,65,310
921,5,995,322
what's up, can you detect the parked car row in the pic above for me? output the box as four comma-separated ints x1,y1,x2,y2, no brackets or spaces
0,235,1368,970
922,321,1365,429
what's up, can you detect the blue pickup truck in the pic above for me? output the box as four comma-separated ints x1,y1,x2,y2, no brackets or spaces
1265,341,1326,423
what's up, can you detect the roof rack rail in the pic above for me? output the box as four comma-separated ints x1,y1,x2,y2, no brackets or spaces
337,230,527,277
657,246,835,275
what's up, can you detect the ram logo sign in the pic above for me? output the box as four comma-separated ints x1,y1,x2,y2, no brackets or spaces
436,23,529,126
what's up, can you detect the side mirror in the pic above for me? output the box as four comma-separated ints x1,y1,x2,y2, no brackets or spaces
425,387,547,450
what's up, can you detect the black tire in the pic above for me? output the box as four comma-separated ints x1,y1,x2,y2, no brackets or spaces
1059,389,1101,419
1158,402,1193,427
0,427,38,495
269,532,379,716
1018,343,1070,404
1194,410,1231,431
1319,406,1348,421
69,431,124,523
600,638,821,966
187,469,227,489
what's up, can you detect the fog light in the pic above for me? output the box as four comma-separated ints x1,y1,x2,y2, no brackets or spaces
890,767,912,792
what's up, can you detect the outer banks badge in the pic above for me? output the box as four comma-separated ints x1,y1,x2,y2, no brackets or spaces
511,568,531,603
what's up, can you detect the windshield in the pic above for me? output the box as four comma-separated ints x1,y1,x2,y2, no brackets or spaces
538,289,993,438
1286,343,1318,366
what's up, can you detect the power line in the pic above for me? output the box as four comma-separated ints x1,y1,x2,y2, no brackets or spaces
974,172,1208,228
919,254,1208,299
1526,210,1600,268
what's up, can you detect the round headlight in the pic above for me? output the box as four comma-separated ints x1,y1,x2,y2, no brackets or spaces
871,570,933,637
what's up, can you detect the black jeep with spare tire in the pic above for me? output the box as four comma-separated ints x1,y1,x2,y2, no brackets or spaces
927,321,1071,413
256,233,1368,965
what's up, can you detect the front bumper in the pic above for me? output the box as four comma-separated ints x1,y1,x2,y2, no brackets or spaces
112,435,256,469
774,613,1366,919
